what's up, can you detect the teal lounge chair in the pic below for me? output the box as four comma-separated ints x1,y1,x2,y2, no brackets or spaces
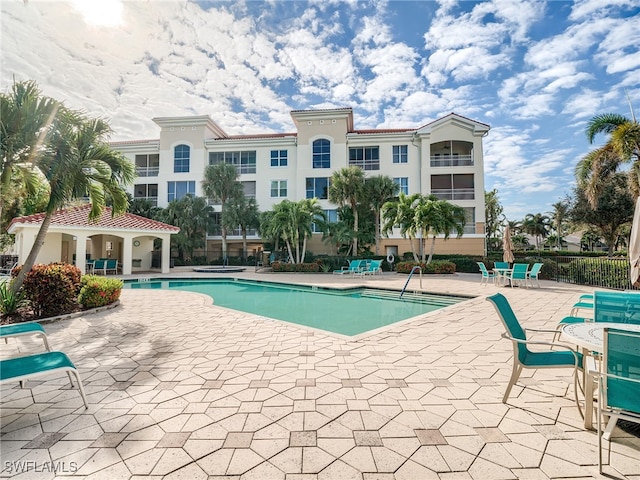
486,293,583,405
93,259,106,275
361,259,383,276
105,259,118,275
333,259,365,275
0,322,50,351
526,263,544,287
0,351,89,409
595,328,640,473
477,262,496,286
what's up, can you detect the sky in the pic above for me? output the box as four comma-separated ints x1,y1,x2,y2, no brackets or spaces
2,0,639,221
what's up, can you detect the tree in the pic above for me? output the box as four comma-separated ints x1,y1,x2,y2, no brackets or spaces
413,195,466,264
224,195,260,261
271,199,325,263
0,80,59,228
484,189,504,252
364,175,399,255
522,213,551,250
570,172,634,255
161,195,213,263
11,109,136,294
550,200,570,250
128,197,161,219
382,193,421,262
576,112,640,206
329,166,365,255
202,163,244,264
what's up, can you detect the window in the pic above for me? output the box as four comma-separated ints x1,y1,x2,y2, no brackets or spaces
393,177,408,195
168,181,196,202
462,207,476,234
134,184,158,206
241,181,256,199
209,151,257,174
430,174,474,200
270,150,288,167
135,154,159,177
306,177,330,199
312,139,330,168
392,145,408,164
312,209,338,233
349,146,380,170
174,145,190,173
270,180,287,198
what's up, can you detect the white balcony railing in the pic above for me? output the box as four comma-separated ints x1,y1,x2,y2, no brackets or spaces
134,196,158,206
430,154,473,167
136,166,159,177
431,188,475,200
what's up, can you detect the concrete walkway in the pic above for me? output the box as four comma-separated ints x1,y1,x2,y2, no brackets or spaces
1,269,639,479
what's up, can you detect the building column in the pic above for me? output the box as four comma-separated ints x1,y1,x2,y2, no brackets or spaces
75,235,87,274
122,237,132,275
161,236,171,274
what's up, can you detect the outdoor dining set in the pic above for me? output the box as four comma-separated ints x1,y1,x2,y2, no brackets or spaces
488,289,640,473
476,261,544,287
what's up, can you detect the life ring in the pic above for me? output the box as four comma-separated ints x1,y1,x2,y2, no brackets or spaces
386,254,395,264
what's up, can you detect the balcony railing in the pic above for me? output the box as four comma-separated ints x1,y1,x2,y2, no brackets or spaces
136,166,159,177
431,188,475,200
430,154,473,167
134,196,158,206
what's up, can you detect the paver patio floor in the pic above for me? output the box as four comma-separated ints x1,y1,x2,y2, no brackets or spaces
1,270,639,479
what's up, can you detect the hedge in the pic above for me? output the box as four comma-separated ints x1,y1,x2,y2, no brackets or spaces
78,275,124,308
396,260,456,274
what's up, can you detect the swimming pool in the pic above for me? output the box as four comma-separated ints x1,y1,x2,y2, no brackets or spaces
126,279,470,336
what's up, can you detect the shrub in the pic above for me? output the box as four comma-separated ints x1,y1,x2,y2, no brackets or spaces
396,260,456,274
567,258,630,289
0,280,29,315
79,275,123,308
20,263,82,318
271,261,320,272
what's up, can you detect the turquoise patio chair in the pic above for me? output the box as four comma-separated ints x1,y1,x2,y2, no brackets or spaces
333,259,365,275
105,259,118,275
0,351,89,409
526,263,544,288
0,322,50,351
494,261,509,270
486,293,583,405
360,259,383,276
93,259,106,275
594,290,640,325
595,328,640,473
506,263,529,288
476,262,496,286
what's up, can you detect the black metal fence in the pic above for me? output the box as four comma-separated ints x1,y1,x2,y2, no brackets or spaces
514,255,638,291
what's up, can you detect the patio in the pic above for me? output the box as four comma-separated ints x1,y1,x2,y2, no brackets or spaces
1,270,639,479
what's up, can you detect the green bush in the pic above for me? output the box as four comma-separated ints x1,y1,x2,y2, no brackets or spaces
396,260,456,274
0,280,29,315
271,261,320,272
78,275,123,308
20,263,82,318
567,258,630,289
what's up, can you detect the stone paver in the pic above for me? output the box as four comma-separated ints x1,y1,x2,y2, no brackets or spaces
1,269,639,479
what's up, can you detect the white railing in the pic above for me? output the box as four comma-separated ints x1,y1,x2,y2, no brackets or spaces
431,188,475,200
430,154,473,167
136,166,159,177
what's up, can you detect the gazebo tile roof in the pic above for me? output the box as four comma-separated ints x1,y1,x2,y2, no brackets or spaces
9,204,179,232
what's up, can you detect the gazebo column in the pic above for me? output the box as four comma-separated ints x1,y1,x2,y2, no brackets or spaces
161,236,171,274
122,238,132,275
75,234,88,274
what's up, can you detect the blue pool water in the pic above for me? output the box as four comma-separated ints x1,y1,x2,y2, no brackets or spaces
126,279,469,336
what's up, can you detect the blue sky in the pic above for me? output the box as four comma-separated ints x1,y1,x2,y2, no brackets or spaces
2,0,639,221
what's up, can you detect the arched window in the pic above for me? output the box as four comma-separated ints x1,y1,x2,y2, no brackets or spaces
174,144,190,173
312,139,330,168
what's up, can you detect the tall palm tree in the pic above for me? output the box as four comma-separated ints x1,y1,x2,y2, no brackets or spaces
162,195,213,263
522,213,551,250
224,195,260,261
11,111,136,294
576,112,640,206
550,200,570,249
329,166,365,255
364,175,399,255
414,195,466,264
382,193,421,261
0,80,59,228
202,163,244,264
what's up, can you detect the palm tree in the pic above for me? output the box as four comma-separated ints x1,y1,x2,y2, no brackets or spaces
11,111,136,294
162,195,213,263
0,80,59,228
413,195,466,264
576,112,640,206
202,163,244,264
329,166,365,255
550,200,570,249
271,199,325,263
224,195,260,261
364,175,399,255
382,193,421,261
522,213,551,250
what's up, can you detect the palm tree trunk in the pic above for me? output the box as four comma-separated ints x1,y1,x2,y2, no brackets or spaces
11,211,54,295
352,205,359,255
427,236,436,265
241,229,248,263
409,237,418,262
286,241,294,263
374,211,380,255
221,225,228,265
301,236,308,264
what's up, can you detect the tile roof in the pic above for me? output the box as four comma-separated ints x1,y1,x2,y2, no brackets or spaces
9,204,180,232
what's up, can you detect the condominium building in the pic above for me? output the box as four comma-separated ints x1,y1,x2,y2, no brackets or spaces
111,108,490,258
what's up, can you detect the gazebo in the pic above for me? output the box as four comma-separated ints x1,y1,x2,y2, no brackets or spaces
7,205,180,275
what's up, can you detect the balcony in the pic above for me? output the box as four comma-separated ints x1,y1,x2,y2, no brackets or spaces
134,196,158,206
430,154,473,167
136,166,159,177
431,188,475,200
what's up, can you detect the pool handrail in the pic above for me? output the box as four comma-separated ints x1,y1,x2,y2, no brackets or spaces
400,266,422,298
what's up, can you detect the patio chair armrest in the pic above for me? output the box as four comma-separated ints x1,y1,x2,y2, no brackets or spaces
586,356,599,377
501,333,581,357
525,327,565,334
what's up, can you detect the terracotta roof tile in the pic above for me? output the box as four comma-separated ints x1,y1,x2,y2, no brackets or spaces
9,204,180,232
